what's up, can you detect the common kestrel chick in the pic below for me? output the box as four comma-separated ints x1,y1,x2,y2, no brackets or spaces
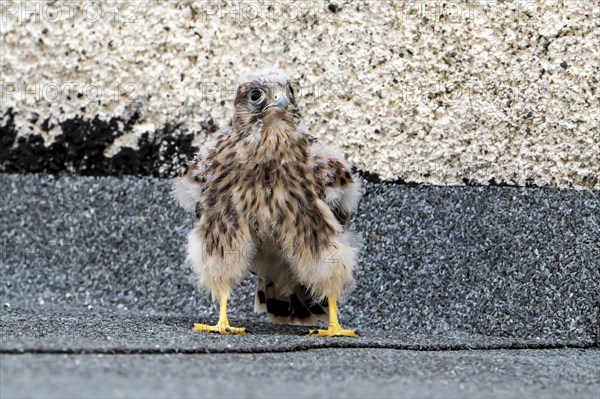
173,69,361,337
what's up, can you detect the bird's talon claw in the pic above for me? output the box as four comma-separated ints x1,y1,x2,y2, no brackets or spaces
306,326,359,338
192,322,248,335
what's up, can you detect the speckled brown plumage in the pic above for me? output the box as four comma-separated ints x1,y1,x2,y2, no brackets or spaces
174,69,362,328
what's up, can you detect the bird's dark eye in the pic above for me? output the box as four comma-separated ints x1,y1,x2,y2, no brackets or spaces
249,89,264,103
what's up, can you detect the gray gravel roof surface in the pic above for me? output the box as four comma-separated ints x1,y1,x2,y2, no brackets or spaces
1,173,599,399
3,348,599,399
1,173,598,343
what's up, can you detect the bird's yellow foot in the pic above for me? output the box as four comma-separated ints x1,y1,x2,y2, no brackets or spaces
192,322,248,335
307,323,359,338
193,295,249,335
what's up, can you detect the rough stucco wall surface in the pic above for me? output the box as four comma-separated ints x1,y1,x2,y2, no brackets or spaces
0,0,598,188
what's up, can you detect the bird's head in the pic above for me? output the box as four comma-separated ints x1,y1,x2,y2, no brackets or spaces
232,68,297,134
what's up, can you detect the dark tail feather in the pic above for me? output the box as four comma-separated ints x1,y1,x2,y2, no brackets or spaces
254,278,329,325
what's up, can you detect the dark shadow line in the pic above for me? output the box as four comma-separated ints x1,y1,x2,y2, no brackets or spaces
1,171,599,193
1,341,596,356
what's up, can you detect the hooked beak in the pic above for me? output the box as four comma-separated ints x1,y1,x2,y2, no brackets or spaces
263,95,289,112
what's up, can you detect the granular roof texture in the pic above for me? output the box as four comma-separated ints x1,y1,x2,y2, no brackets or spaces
0,174,598,344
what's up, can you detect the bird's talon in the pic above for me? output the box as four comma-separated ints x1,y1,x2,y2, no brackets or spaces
192,322,248,335
307,326,358,338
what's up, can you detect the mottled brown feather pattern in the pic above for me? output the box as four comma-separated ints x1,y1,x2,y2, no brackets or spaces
308,145,356,228
179,70,361,309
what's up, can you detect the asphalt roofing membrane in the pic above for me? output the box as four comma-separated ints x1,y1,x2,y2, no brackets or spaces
1,174,598,343
1,173,598,398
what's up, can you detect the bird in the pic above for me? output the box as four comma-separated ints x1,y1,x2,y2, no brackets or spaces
173,68,362,337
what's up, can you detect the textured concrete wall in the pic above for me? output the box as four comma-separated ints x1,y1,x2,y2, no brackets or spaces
1,0,598,188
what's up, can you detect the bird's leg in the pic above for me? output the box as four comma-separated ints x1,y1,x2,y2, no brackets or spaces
308,297,358,338
192,294,248,335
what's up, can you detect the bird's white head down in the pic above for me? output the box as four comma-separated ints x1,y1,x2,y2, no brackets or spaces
232,68,299,135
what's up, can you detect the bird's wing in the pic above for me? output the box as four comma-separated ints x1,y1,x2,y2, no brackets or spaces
307,135,361,228
172,138,219,216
